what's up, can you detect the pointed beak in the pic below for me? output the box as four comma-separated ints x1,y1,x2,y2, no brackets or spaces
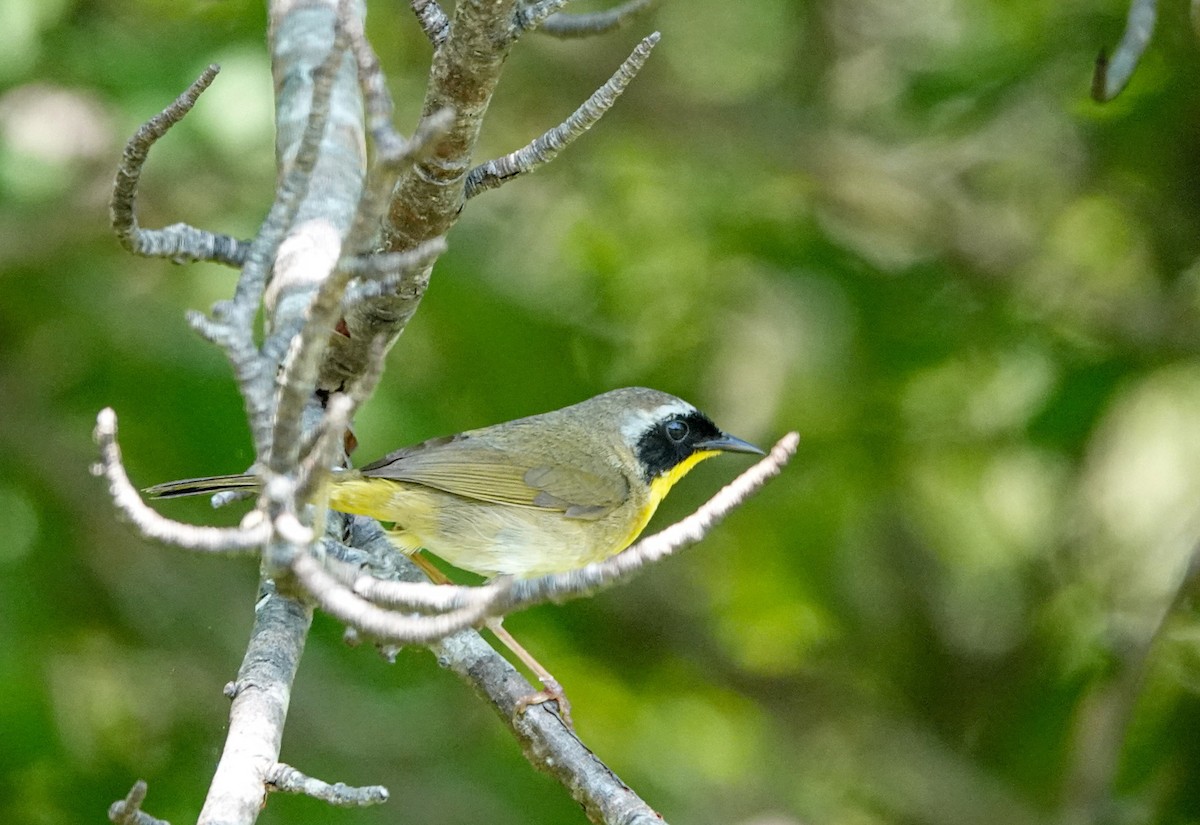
696,432,766,456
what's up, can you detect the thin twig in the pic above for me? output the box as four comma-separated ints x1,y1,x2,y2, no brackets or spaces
108,781,170,825
92,408,270,554
266,763,389,807
261,6,361,470
295,393,354,500
1092,0,1157,102
110,66,251,268
465,32,659,198
501,431,798,606
515,0,573,33
292,553,514,643
351,569,511,613
538,0,658,38
340,238,447,305
410,0,451,48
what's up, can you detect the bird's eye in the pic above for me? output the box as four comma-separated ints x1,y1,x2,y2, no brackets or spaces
664,418,689,443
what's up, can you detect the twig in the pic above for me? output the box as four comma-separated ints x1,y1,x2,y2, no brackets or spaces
232,0,362,460
515,0,573,33
295,393,354,500
110,65,251,268
384,0,522,249
1092,0,1157,102
502,431,798,606
108,781,170,825
304,19,452,393
432,629,667,824
266,763,388,807
410,0,451,48
92,408,270,554
538,0,658,38
465,32,659,198
292,553,514,643
340,238,447,305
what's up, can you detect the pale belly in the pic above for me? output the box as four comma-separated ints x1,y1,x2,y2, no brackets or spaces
331,478,641,578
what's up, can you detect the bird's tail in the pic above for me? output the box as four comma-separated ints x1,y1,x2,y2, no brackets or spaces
143,473,260,499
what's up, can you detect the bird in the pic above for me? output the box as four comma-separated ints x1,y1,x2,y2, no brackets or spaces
145,387,764,578
146,387,763,721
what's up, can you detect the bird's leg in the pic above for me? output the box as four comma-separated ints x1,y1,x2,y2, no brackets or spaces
408,552,573,726
484,616,573,727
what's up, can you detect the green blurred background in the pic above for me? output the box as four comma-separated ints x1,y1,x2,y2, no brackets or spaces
4,1,1200,823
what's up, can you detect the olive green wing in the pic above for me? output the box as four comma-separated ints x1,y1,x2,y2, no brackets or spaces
359,438,629,520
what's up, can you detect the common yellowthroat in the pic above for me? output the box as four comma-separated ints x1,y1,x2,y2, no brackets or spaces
145,387,763,578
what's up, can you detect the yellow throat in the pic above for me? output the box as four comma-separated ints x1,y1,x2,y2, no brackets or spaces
619,449,720,553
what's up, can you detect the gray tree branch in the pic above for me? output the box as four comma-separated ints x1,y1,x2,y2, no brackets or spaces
538,0,659,38
266,763,389,807
198,584,313,825
1092,0,1157,102
97,0,751,822
109,65,251,268
466,32,659,199
108,781,169,825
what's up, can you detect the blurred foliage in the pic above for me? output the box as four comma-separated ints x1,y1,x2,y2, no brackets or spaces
3,0,1200,823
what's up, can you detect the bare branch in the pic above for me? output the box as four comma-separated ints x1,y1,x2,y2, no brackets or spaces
465,32,659,199
110,65,251,268
1092,0,1157,102
410,0,451,48
339,237,447,307
266,763,388,807
108,781,169,825
198,586,313,825
92,408,269,554
295,393,354,500
352,569,509,613
384,0,522,249
538,0,658,38
432,629,669,825
304,20,452,394
291,552,514,643
339,517,671,822
217,0,365,461
346,20,452,255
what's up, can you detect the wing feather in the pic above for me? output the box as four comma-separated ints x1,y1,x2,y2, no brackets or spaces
359,438,629,519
